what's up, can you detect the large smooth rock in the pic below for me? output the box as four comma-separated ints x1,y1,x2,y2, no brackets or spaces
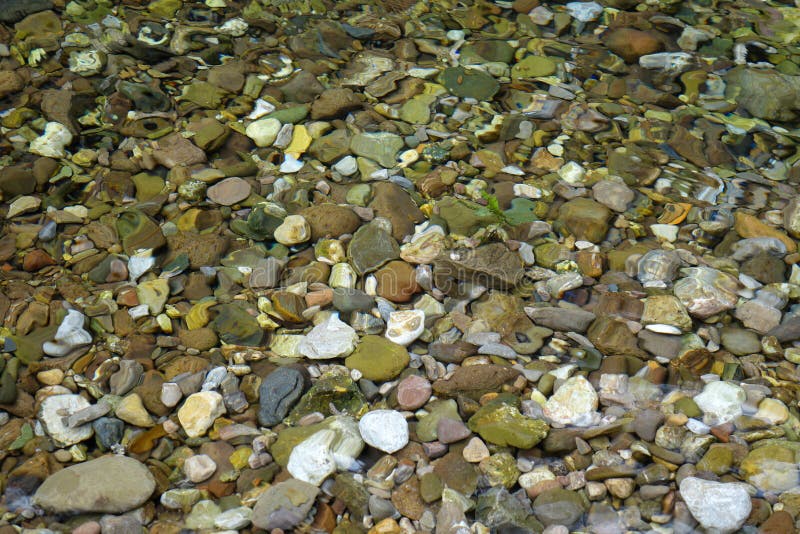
679,477,751,533
33,455,155,514
252,479,319,530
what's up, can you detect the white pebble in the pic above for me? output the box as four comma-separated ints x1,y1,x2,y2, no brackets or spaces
385,310,425,346
184,454,217,483
359,410,409,453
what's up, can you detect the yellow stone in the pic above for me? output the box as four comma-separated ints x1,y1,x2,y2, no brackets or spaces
116,393,155,427
285,125,312,158
229,447,253,470
734,212,797,252
186,299,217,330
369,518,402,534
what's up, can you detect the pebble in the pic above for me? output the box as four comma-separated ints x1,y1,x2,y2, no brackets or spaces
679,477,752,533
359,410,409,453
39,394,94,446
543,375,599,427
395,375,432,411
33,456,156,514
274,214,311,246
385,309,425,346
693,381,746,426
177,392,226,438
42,309,92,357
206,177,251,206
183,454,217,483
298,313,357,359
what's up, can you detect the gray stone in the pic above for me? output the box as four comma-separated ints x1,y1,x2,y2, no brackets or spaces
258,366,307,427
252,479,319,530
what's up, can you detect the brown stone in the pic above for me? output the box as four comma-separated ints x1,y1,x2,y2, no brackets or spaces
432,364,521,400
604,28,664,63
300,204,361,240
375,260,420,303
311,88,362,119
369,182,424,241
22,250,56,271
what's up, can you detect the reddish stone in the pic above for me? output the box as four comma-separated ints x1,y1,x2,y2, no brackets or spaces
23,249,55,271
396,375,432,411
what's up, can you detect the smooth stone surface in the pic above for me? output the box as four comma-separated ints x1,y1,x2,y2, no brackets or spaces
345,335,409,382
39,394,94,446
33,455,156,514
693,381,745,426
359,410,409,453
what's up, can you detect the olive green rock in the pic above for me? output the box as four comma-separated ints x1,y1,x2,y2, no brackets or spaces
556,198,612,243
285,369,368,425
344,335,409,382
211,302,263,346
350,132,404,168
441,67,499,100
696,444,734,475
416,399,461,442
512,55,557,79
468,400,549,449
348,224,400,275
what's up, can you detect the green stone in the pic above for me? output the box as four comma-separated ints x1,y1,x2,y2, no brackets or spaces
399,95,435,125
148,0,181,18
345,184,371,206
480,452,520,489
308,129,351,163
211,302,263,346
436,196,497,236
116,210,166,255
271,415,363,467
0,358,19,404
419,472,443,503
180,82,229,109
461,41,515,64
512,55,557,79
696,444,733,475
468,399,549,449
266,105,309,124
532,488,587,527
674,396,702,418
185,500,221,530
347,223,399,275
350,132,404,168
476,487,544,532
286,369,368,425
344,335,409,382
331,474,370,521
441,67,500,100
416,399,461,442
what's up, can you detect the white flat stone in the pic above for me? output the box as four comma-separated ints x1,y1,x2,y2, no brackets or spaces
39,394,94,446
287,429,337,486
298,313,358,359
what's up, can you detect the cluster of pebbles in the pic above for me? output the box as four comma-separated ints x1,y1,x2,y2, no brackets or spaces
2,0,800,532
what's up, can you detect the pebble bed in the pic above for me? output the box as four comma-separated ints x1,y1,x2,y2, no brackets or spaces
1,0,800,533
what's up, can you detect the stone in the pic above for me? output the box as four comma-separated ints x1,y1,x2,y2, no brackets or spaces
359,410,409,453
29,122,73,158
39,394,93,446
178,392,226,438
215,507,253,529
385,310,425,346
604,28,663,63
369,182,425,241
298,313,358,359
245,117,281,147
740,443,799,493
693,381,745,426
115,393,154,427
533,488,587,527
726,67,800,122
441,66,500,100
543,375,599,427
207,177,251,206
557,198,612,243
376,261,421,303
252,479,319,530
512,55,557,79
348,223,400,275
351,132,404,168
258,367,305,427
274,215,311,246
184,454,217,483
311,88,362,119
345,335,409,382
468,399,549,449
287,429,338,485
437,417,471,444
679,477,751,534
33,456,155,514
396,375,432,411
435,243,525,290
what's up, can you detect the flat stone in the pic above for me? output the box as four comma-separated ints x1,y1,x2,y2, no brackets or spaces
359,410,409,453
207,177,251,206
33,456,155,514
252,479,319,531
